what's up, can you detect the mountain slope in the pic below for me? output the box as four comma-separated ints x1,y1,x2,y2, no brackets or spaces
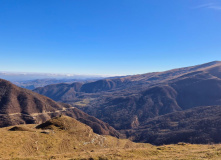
83,68,221,130
0,79,120,137
33,82,83,101
34,61,221,144
0,116,136,159
123,105,221,145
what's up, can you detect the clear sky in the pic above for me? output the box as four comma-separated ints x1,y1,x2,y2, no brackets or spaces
0,0,221,76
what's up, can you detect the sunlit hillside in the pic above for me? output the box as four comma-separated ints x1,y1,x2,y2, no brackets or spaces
0,116,220,160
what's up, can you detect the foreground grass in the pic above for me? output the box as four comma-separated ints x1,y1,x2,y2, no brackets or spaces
0,118,221,160
8,144,221,160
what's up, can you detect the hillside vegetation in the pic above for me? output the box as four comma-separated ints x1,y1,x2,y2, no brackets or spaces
34,61,221,145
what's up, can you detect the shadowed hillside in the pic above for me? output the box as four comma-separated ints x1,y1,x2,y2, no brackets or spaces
0,79,120,137
123,105,221,145
32,82,83,101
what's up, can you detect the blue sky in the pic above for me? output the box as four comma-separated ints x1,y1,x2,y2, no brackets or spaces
0,0,221,76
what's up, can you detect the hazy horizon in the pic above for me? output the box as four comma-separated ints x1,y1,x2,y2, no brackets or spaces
0,71,109,81
1,60,220,81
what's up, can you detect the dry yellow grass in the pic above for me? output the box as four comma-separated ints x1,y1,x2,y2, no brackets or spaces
0,116,220,160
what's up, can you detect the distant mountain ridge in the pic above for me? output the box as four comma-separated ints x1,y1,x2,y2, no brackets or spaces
35,61,221,100
13,79,85,90
0,71,107,90
0,71,106,81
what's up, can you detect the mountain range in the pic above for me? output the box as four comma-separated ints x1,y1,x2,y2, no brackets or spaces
13,78,99,90
34,61,221,144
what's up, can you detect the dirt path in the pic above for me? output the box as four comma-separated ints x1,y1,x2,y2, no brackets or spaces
0,107,75,117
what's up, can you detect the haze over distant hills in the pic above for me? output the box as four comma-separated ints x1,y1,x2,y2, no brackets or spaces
13,78,104,90
34,61,221,144
0,71,107,89
0,71,106,81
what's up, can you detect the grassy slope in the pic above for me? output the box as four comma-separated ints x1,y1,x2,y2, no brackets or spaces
0,124,221,160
